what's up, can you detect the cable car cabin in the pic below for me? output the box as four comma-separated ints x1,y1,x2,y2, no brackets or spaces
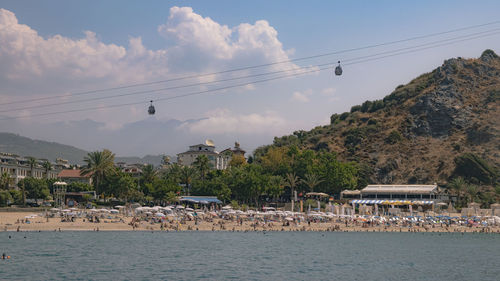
335,61,342,76
148,101,155,115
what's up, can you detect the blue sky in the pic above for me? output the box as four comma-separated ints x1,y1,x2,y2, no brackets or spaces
0,1,499,158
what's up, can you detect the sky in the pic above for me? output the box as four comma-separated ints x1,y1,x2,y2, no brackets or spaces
0,0,499,159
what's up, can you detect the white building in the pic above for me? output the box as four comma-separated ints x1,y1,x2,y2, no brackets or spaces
0,153,60,187
177,142,219,168
177,141,246,170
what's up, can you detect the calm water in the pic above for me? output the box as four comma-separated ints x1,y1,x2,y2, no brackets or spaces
0,231,499,280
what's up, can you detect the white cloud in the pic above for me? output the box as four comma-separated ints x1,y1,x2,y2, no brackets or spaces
291,89,313,102
157,6,298,73
180,108,288,135
0,6,298,98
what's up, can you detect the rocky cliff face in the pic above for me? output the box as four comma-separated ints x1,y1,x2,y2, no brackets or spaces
263,50,500,185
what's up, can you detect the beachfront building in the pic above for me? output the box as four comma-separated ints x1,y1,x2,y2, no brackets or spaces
0,152,60,187
57,169,93,185
359,184,439,200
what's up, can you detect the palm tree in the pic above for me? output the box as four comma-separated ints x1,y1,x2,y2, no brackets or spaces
42,161,52,179
81,149,116,195
27,157,37,177
301,173,323,192
180,166,196,195
1,172,11,190
193,155,210,182
284,172,299,211
466,184,479,204
449,177,466,206
141,164,158,185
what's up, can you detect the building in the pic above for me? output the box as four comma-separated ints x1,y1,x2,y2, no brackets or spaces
177,141,246,170
177,141,220,169
218,142,246,170
57,169,93,185
0,152,60,187
359,184,439,200
116,162,144,178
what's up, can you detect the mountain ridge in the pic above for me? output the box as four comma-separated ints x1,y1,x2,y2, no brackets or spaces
0,132,165,165
257,50,500,187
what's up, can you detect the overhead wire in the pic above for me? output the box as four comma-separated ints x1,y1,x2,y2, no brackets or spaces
1,26,500,114
1,27,499,121
1,19,500,107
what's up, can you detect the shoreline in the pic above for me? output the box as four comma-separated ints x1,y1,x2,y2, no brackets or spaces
2,212,499,234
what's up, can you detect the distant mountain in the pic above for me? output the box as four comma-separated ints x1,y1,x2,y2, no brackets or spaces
257,50,500,186
0,132,166,166
0,132,88,164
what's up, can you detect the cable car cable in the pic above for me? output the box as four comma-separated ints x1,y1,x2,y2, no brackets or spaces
1,19,499,106
1,28,499,121
1,27,499,114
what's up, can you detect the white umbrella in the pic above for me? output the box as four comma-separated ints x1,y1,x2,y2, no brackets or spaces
176,205,185,209
155,212,166,217
114,205,125,209
185,207,194,211
110,209,119,214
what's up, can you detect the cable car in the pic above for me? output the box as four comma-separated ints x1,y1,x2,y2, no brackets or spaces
334,61,343,76
148,100,155,115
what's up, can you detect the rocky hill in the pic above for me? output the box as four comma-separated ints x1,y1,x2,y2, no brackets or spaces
259,50,500,186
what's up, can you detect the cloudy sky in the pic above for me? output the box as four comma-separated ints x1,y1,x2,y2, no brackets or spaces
0,0,499,158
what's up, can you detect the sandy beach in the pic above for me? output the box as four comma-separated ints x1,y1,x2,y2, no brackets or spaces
1,211,499,233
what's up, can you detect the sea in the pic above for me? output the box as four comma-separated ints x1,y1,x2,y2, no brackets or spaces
0,231,499,280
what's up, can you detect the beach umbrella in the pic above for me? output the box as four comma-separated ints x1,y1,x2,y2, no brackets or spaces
155,212,165,217
110,209,119,214
114,205,125,209
50,208,60,212
176,205,185,209
185,207,194,211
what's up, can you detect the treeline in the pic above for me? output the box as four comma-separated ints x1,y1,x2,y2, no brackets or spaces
1,147,361,206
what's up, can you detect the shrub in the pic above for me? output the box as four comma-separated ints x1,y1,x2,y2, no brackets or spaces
339,112,349,121
453,153,498,184
350,105,362,113
385,130,403,144
0,190,13,207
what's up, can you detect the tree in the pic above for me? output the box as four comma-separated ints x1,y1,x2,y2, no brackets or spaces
141,164,158,186
180,166,196,196
266,175,285,201
1,172,11,190
18,178,50,200
27,157,37,177
229,154,246,168
449,177,467,205
284,172,299,205
193,155,210,181
42,161,52,179
67,182,93,192
81,149,116,195
301,173,323,192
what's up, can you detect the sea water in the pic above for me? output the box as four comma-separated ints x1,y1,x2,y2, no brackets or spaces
0,231,499,280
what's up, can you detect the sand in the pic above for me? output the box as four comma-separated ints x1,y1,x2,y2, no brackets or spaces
1,211,499,233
